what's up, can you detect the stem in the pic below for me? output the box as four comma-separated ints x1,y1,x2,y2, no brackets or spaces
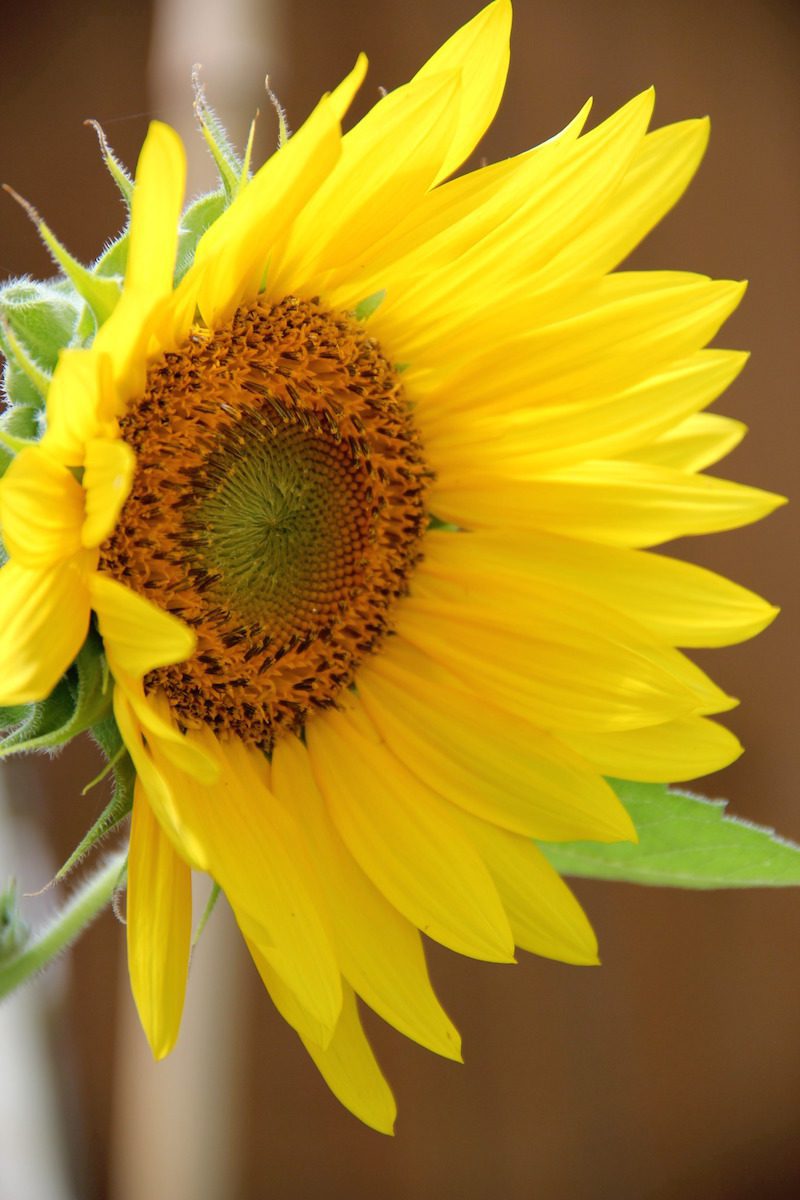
0,849,127,999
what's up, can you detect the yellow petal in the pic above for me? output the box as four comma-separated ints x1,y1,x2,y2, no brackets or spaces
124,123,186,297
368,91,656,361
106,667,219,787
306,704,515,963
398,561,734,734
0,558,90,705
423,350,748,475
189,63,361,324
43,349,117,466
248,952,396,1136
472,527,778,649
326,52,369,119
246,941,333,1051
81,437,136,548
417,533,740,704
118,683,220,785
126,782,192,1059
270,70,461,295
272,734,462,1061
456,808,601,965
423,276,746,420
562,716,743,782
620,412,747,472
326,100,592,311
112,684,207,866
91,573,195,677
0,446,84,567
357,638,633,842
411,0,511,183
431,460,784,547
539,117,710,282
151,731,343,1037
94,122,186,392
299,985,397,1136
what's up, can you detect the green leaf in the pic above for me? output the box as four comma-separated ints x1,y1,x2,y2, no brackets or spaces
538,780,800,889
0,633,111,757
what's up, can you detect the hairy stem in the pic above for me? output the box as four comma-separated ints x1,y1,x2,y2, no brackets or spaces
0,849,127,999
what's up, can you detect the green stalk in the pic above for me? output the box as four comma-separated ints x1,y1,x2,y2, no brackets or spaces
0,849,126,999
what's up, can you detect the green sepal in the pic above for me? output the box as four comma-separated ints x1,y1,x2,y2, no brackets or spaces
265,79,291,149
1,404,40,441
1,400,38,434
56,714,134,882
2,189,122,329
74,303,97,346
0,681,75,752
0,703,31,729
0,405,41,470
85,119,134,209
193,70,243,203
193,882,222,947
2,364,44,411
0,278,81,403
0,879,29,962
428,514,461,532
33,223,121,328
354,290,386,321
538,779,800,889
0,633,111,758
174,191,226,284
0,320,51,401
93,233,129,282
0,279,80,371
239,117,257,195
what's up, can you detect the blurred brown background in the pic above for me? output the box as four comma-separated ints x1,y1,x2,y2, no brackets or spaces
0,1,797,1198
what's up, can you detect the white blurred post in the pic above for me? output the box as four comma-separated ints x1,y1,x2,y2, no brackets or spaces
0,766,77,1200
110,882,249,1200
148,0,287,196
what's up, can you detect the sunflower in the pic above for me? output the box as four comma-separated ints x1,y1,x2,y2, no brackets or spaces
0,0,782,1131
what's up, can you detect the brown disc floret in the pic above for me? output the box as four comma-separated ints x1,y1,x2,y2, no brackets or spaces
100,296,430,749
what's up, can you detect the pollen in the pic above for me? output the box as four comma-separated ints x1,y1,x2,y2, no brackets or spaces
99,297,430,748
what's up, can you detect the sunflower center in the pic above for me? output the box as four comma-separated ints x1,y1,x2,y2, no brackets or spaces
99,297,430,749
